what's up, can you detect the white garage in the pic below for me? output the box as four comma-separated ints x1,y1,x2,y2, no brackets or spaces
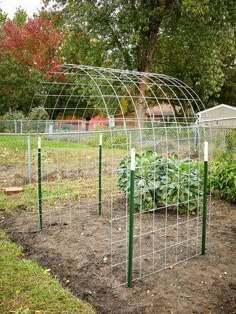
197,104,236,127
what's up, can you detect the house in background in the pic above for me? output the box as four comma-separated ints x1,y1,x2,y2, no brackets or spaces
197,104,236,127
56,113,108,130
114,103,181,127
146,103,181,121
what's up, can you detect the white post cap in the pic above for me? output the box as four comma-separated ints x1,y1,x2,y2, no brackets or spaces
99,134,103,146
38,136,41,149
204,141,208,161
130,148,136,171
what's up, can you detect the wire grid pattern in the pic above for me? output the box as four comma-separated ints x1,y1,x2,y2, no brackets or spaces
110,127,204,287
207,119,236,157
0,131,106,231
0,124,211,287
0,64,216,287
31,64,204,123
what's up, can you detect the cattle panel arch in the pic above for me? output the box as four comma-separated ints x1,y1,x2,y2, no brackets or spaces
30,64,210,287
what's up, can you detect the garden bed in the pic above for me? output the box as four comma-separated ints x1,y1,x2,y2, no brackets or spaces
0,197,235,313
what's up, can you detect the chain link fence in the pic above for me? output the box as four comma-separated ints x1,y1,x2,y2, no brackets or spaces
0,118,235,156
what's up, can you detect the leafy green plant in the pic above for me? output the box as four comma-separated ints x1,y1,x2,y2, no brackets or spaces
3,110,25,120
226,129,236,152
26,107,49,132
28,106,49,120
87,132,127,148
210,152,236,203
0,111,25,132
118,151,202,214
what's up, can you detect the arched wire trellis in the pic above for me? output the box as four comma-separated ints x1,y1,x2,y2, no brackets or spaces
29,64,211,288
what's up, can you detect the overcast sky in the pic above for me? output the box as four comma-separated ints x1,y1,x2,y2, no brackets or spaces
0,0,43,18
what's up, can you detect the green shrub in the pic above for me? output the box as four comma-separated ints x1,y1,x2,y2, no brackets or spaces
0,111,25,132
211,152,236,203
226,129,236,152
28,106,49,120
27,107,49,132
87,132,127,148
0,121,5,132
2,110,25,120
118,150,202,214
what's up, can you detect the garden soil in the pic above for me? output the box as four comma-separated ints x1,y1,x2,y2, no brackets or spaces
0,198,235,314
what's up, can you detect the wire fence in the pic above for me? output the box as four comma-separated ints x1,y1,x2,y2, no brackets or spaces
1,62,235,289
1,119,235,156
0,118,235,288
0,117,199,134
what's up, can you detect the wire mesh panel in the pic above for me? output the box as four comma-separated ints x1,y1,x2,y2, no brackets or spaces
110,126,206,287
0,64,216,288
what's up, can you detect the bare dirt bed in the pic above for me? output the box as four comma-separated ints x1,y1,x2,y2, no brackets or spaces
0,198,235,314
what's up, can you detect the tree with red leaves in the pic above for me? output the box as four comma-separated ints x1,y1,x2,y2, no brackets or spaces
0,13,64,115
0,17,63,73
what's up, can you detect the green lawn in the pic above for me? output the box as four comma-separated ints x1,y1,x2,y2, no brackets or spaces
0,135,92,150
0,134,127,165
0,175,119,212
0,181,77,212
0,230,95,314
0,131,130,150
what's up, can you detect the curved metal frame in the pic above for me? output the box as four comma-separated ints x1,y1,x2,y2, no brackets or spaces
32,64,206,125
31,64,210,288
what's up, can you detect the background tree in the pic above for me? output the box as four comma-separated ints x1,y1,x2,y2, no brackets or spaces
155,0,236,107
28,106,49,120
0,16,63,72
0,52,42,114
43,0,174,120
12,8,27,26
0,12,64,115
0,1,235,119
44,0,236,112
0,9,6,28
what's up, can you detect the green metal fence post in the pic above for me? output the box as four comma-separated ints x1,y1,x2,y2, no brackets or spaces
128,148,135,288
38,136,43,230
201,141,208,255
98,134,102,216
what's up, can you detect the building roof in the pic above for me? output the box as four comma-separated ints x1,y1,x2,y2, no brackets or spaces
146,104,180,116
196,104,236,115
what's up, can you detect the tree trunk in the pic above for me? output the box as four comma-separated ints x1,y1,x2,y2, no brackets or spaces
135,0,171,127
136,78,148,125
136,31,158,125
